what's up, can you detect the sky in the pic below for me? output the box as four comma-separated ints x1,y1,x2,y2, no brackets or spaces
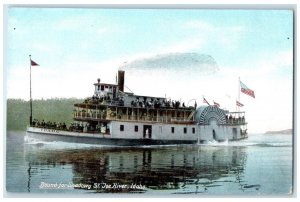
5,7,294,133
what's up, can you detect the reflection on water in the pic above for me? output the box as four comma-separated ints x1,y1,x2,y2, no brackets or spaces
6,131,293,195
24,146,247,194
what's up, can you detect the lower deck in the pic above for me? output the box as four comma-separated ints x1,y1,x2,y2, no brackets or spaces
27,119,247,146
26,127,196,146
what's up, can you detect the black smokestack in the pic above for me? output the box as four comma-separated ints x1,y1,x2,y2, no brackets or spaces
118,70,125,92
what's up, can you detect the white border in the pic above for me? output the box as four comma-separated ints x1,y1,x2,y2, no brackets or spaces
1,1,298,201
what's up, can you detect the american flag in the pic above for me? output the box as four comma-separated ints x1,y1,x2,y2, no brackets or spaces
213,101,220,108
236,100,244,107
240,81,255,98
203,97,210,106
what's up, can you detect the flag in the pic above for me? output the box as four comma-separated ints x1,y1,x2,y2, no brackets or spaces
236,100,244,107
203,97,210,106
31,59,39,66
213,101,220,108
240,81,255,98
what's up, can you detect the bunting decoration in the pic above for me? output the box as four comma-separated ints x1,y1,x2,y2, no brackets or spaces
213,101,220,108
203,97,210,106
236,100,244,107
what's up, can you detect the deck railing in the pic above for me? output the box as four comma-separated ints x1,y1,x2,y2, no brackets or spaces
225,118,246,125
74,112,106,120
74,112,194,123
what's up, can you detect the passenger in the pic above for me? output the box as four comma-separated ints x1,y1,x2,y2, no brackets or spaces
229,115,232,124
32,119,36,126
175,101,180,108
167,101,171,108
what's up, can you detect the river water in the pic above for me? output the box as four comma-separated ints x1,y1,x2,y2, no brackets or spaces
5,131,293,196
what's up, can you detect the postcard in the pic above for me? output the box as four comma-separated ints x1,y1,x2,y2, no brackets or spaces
4,6,294,196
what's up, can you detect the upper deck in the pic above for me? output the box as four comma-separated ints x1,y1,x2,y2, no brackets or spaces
73,69,198,124
73,101,196,124
72,70,247,126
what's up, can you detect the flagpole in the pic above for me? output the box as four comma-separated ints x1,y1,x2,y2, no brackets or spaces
237,77,240,112
238,77,241,102
29,55,32,126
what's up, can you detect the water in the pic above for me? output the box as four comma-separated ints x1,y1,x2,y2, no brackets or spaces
6,131,293,196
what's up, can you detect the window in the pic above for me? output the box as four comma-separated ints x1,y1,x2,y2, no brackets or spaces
101,85,104,91
171,127,175,133
134,125,138,132
120,125,124,131
192,128,195,134
184,127,187,134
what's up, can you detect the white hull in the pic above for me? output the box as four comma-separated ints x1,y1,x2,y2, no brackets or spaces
26,121,247,146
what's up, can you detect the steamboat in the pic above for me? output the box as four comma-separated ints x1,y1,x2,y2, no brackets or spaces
26,70,248,146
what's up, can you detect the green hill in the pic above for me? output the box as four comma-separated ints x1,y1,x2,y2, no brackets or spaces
265,129,293,135
6,98,83,131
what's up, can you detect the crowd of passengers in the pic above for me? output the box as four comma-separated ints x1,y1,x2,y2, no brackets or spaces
225,115,245,123
83,94,197,109
31,119,105,133
32,119,68,130
130,98,192,109
84,95,124,106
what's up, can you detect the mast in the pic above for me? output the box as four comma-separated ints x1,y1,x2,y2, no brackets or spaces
29,55,33,126
237,77,240,112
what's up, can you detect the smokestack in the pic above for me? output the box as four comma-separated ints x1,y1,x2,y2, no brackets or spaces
118,70,125,92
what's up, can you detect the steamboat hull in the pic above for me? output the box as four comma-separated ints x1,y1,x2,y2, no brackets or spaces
26,127,197,146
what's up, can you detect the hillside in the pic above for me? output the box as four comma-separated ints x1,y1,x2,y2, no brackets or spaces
6,98,83,131
265,129,293,135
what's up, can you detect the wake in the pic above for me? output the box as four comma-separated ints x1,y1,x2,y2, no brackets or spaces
199,139,292,147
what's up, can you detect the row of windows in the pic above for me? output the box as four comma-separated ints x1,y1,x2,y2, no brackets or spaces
172,127,195,134
120,125,195,134
97,85,116,91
